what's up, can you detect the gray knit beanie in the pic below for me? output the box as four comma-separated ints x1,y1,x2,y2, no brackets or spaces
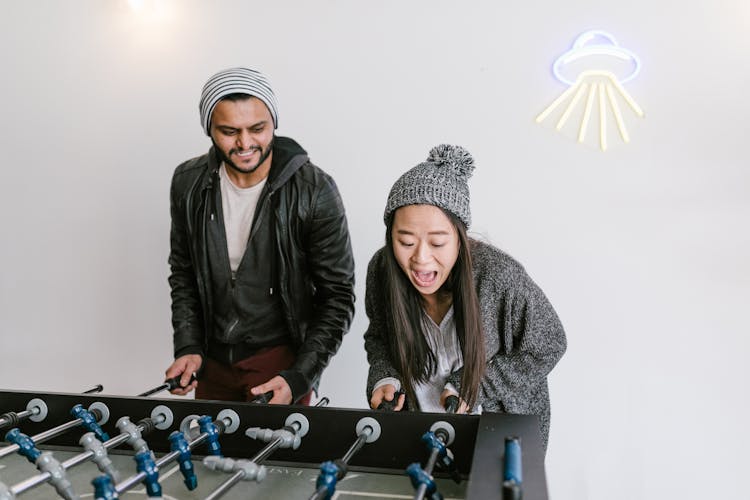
384,144,475,227
199,67,279,135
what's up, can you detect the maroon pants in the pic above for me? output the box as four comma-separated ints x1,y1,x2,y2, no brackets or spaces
195,344,312,405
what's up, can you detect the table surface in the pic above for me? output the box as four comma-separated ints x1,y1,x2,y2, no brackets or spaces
0,449,468,499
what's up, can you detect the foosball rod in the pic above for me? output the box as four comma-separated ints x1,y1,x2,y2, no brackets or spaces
1,377,190,461
113,409,240,496
0,384,106,431
137,374,197,398
0,403,109,460
414,447,441,500
0,399,48,431
247,397,328,465
8,405,174,497
204,398,329,500
309,416,382,500
412,421,456,500
250,418,303,465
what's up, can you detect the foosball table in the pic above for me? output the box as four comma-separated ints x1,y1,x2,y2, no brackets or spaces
0,387,548,499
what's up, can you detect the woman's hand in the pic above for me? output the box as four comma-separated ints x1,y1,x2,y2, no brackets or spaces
440,389,469,414
370,384,405,411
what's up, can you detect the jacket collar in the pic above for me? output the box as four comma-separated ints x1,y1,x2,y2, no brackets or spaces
267,136,309,190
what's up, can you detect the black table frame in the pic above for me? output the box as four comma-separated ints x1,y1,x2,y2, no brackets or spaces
0,389,548,499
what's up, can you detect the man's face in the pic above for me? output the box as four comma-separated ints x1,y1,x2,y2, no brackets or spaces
210,97,274,177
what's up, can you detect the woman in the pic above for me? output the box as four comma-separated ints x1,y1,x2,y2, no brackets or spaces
364,144,567,449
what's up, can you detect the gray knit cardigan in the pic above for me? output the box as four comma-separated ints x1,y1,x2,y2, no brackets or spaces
363,240,567,449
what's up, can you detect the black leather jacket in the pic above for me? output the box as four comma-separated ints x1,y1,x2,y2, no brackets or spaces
168,136,355,399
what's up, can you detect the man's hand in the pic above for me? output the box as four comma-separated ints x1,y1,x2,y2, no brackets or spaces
370,384,405,411
249,376,293,404
165,355,202,395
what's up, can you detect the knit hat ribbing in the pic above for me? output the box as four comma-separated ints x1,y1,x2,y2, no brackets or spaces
199,67,278,135
384,144,475,227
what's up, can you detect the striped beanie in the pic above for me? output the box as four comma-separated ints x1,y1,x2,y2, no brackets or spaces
384,144,475,228
199,67,279,135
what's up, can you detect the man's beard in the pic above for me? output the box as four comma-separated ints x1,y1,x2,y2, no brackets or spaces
215,136,274,175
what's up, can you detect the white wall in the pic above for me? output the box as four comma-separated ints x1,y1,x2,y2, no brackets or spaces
1,1,748,499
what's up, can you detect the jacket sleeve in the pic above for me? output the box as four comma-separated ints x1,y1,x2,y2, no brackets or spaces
363,250,401,401
168,172,205,359
446,277,567,412
279,176,356,400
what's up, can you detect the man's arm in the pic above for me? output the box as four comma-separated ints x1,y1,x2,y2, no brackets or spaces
278,175,356,401
166,172,206,391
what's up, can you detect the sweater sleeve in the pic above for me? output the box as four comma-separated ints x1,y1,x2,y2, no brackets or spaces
363,250,401,402
479,280,566,412
446,253,566,414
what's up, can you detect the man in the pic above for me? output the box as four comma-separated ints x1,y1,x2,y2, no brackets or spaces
165,67,355,404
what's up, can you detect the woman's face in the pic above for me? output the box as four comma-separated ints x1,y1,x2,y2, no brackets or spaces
391,204,460,301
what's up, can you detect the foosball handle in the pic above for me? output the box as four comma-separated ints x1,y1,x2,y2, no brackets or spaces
71,404,110,441
444,395,459,413
169,431,197,490
138,373,197,398
376,389,404,411
249,391,274,404
134,450,162,497
165,373,197,391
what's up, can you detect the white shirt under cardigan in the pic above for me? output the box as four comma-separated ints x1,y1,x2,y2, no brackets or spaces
373,306,464,412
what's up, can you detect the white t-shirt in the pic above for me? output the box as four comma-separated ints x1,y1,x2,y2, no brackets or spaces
219,164,267,274
373,306,464,412
414,306,464,412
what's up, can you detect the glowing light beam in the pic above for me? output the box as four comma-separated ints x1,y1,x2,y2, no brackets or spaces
536,29,645,152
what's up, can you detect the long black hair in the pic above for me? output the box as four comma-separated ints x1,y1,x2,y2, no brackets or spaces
382,208,485,408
